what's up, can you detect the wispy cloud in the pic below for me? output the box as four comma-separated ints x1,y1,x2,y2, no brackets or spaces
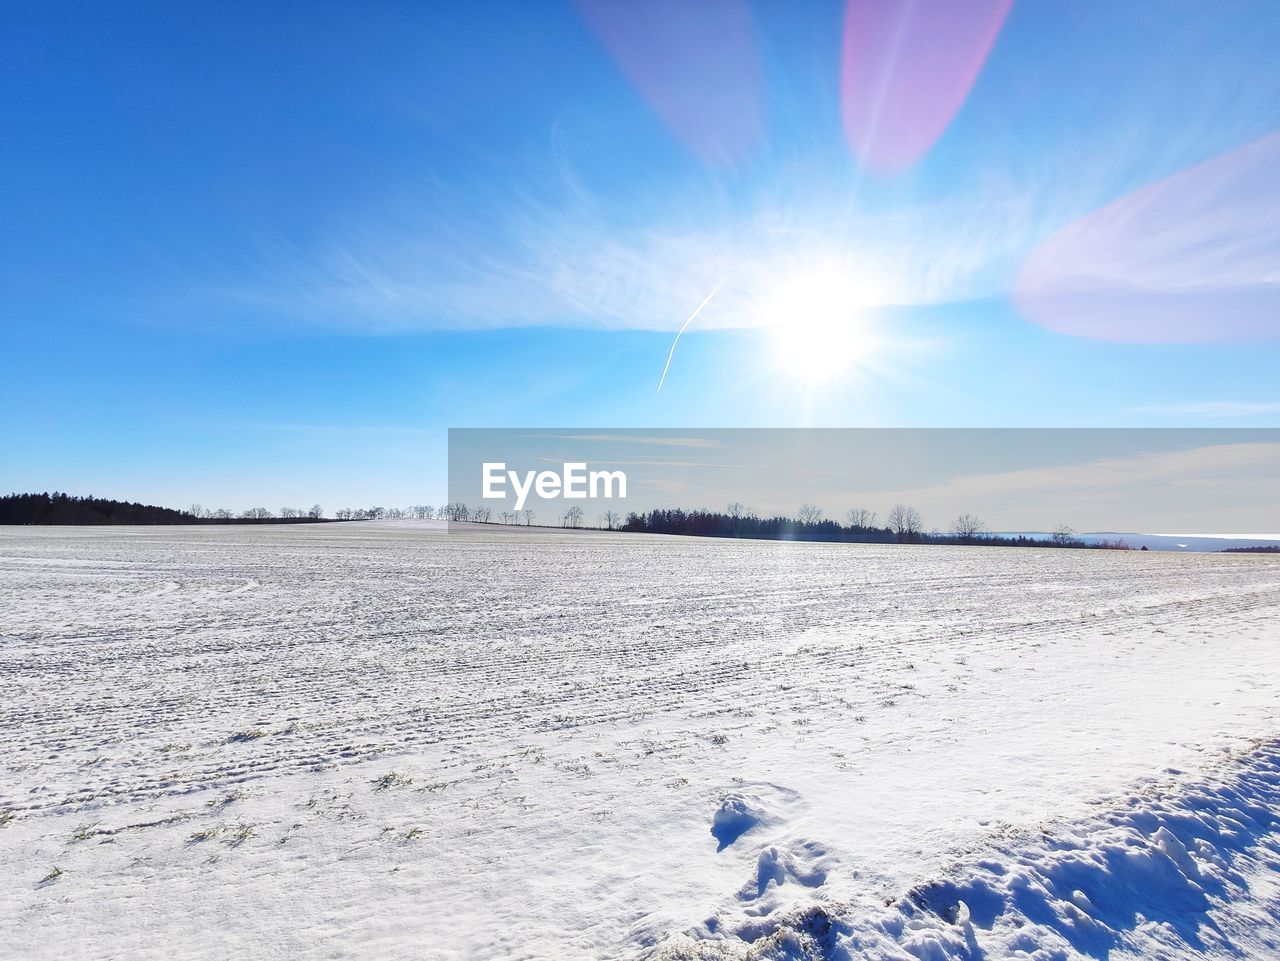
789,442,1280,534
916,442,1280,499
543,433,729,448
215,185,1051,335
245,423,440,438
1127,401,1280,417
201,34,1280,341
1015,130,1280,343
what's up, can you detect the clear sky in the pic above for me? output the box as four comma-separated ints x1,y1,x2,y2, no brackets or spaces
3,1,1279,512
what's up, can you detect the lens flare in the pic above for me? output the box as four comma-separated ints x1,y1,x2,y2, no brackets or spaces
1015,131,1280,343
577,0,764,165
841,0,1012,173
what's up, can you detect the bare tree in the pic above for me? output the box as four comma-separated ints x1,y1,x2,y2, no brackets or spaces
796,503,824,526
562,505,584,528
280,507,298,519
887,504,923,542
189,504,206,519
846,508,877,528
952,512,985,544
725,501,755,534
523,508,535,526
601,510,620,530
1051,524,1078,547
473,506,492,523
213,508,232,520
309,504,323,520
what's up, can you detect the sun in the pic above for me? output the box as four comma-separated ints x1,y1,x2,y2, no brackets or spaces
761,269,880,385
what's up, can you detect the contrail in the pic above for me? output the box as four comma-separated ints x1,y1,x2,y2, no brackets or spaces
657,281,723,392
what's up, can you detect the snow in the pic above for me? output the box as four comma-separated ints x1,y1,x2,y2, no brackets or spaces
1,522,1279,959
650,739,1280,959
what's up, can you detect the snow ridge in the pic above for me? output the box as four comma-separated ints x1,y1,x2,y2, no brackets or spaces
647,740,1280,960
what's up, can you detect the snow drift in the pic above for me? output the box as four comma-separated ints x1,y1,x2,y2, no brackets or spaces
646,739,1280,959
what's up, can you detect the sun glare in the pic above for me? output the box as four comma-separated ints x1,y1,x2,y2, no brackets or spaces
762,270,879,385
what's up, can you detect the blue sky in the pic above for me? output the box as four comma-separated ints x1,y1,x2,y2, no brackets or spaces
3,1,1279,511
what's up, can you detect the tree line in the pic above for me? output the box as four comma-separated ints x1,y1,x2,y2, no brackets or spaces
4,493,1148,549
426,499,1139,549
189,504,325,521
1,493,332,526
2,495,543,527
614,503,1139,549
428,503,608,528
2,497,590,526
335,504,496,521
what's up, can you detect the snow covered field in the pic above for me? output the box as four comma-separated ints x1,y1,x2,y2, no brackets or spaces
2,522,1279,960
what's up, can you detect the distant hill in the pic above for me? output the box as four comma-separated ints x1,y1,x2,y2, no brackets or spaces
0,493,331,526
1000,532,1280,553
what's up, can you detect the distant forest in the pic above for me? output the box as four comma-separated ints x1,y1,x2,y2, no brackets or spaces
434,499,1141,550
1222,545,1280,553
0,493,333,526
613,506,1140,550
